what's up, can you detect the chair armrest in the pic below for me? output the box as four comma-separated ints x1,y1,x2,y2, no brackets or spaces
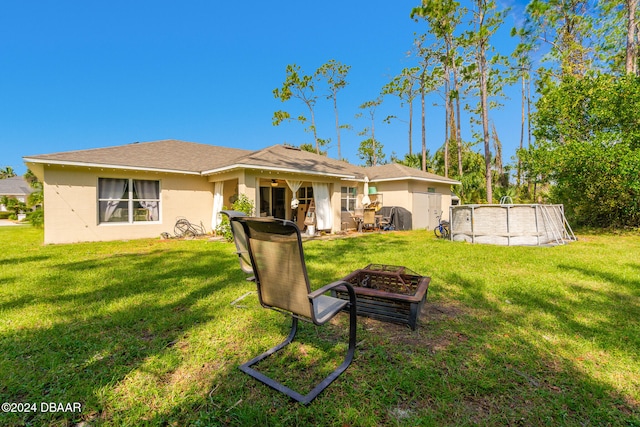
308,280,353,300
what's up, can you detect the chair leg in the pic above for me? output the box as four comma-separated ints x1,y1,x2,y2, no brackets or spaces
303,288,357,404
239,300,357,405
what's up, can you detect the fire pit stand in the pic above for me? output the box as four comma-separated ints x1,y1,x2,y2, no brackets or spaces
331,264,430,330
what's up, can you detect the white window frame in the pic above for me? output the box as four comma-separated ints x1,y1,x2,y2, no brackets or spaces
341,186,357,212
97,178,161,225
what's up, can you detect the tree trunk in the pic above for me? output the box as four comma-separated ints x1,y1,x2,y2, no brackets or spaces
445,99,454,178
408,99,413,156
421,76,427,172
492,122,505,187
452,62,463,177
480,46,492,203
309,105,319,155
444,78,450,169
371,112,377,167
333,95,341,159
626,0,638,75
518,69,525,187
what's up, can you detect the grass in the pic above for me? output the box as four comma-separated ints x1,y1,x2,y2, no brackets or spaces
0,226,638,426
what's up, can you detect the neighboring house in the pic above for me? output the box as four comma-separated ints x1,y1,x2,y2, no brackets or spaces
0,177,34,211
23,140,460,244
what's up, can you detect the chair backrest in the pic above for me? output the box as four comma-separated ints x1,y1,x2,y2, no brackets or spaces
234,218,314,319
220,210,253,275
363,209,376,225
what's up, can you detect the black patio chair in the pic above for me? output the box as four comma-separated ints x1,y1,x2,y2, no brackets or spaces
232,217,357,405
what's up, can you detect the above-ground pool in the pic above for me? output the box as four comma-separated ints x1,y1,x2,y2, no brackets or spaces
450,204,576,246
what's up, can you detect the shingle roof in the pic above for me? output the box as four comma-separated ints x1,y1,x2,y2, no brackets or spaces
24,140,251,174
204,144,365,178
0,177,34,196
23,139,460,185
367,163,461,185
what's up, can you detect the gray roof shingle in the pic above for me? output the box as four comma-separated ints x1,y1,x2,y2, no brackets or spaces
205,144,365,178
24,140,251,174
367,163,461,184
24,139,460,185
0,177,34,196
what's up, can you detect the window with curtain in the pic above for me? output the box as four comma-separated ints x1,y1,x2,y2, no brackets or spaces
341,186,357,211
98,178,160,224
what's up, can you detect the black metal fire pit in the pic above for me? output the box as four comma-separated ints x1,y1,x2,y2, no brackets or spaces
331,264,430,330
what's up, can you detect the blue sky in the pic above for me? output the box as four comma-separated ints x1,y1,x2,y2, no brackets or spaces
1,0,529,176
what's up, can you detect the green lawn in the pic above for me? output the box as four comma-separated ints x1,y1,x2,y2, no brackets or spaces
0,226,638,426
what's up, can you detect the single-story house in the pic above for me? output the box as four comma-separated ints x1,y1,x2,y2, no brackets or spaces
0,176,34,211
23,139,460,244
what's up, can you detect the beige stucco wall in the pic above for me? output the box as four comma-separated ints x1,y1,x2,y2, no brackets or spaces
371,180,455,228
39,162,457,243
42,166,214,244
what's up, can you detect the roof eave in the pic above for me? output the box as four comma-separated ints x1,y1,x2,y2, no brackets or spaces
22,158,201,175
202,163,357,179
371,176,462,185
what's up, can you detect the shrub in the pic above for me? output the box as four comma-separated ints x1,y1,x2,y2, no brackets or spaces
216,194,255,241
28,209,44,228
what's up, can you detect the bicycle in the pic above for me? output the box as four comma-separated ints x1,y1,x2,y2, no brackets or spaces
433,212,450,239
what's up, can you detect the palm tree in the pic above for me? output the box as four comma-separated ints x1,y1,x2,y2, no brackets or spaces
0,167,16,179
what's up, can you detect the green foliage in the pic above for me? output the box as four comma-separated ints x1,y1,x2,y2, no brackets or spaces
356,97,385,166
357,138,386,167
0,195,27,220
27,208,44,228
527,73,640,227
552,139,640,227
0,166,17,178
215,194,255,242
392,152,424,170
433,142,487,203
300,143,327,155
27,188,43,208
523,0,596,77
231,193,254,216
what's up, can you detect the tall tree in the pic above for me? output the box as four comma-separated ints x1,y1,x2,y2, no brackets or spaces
464,0,510,203
272,64,324,154
511,28,534,188
602,0,640,75
356,97,383,167
382,66,421,155
524,0,596,78
412,0,466,176
411,35,445,172
317,60,351,159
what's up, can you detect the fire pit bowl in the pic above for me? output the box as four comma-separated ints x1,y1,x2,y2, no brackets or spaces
331,264,430,330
